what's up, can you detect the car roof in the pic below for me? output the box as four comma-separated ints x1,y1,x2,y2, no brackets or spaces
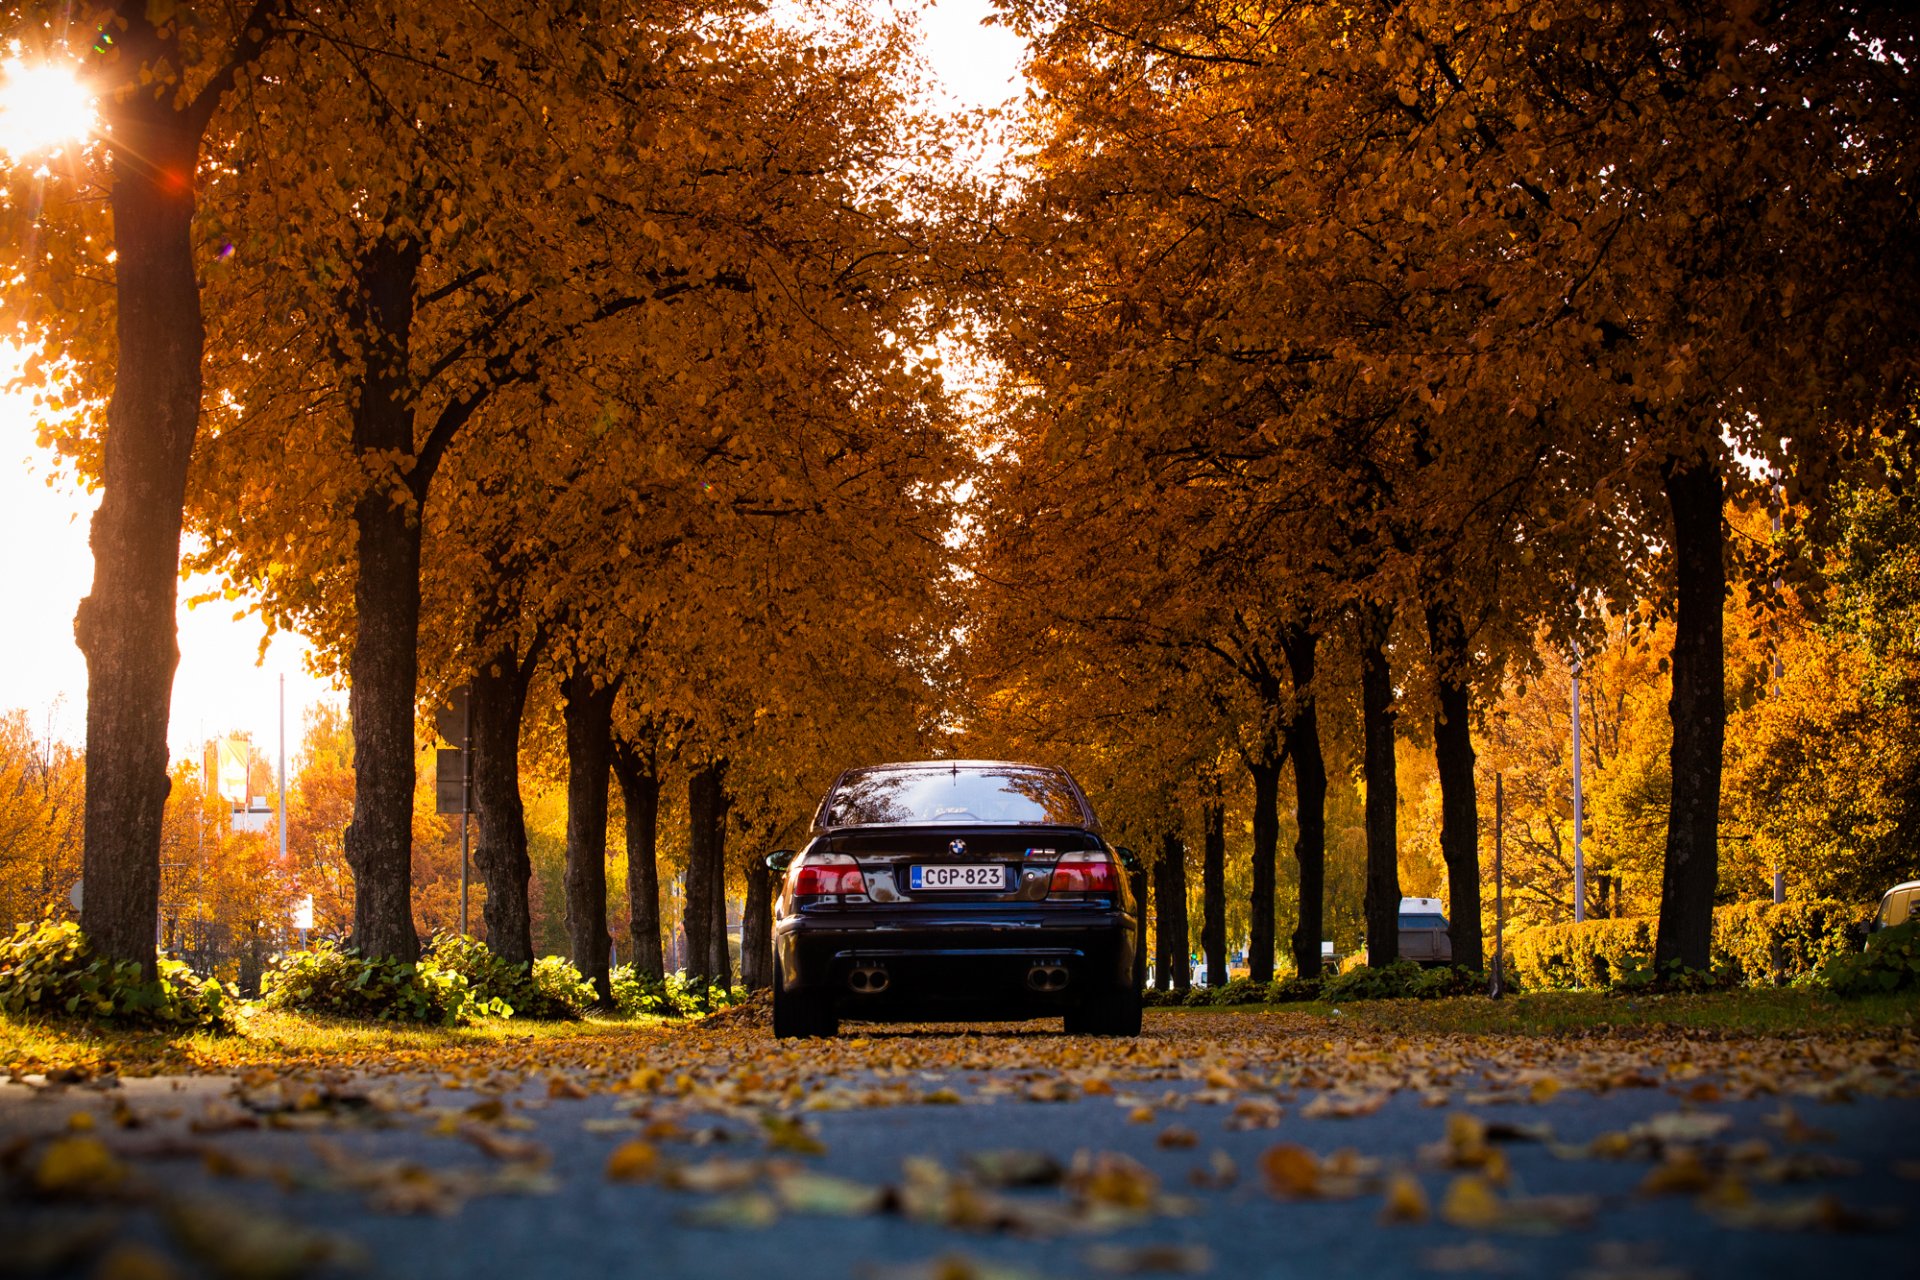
1884,881,1920,896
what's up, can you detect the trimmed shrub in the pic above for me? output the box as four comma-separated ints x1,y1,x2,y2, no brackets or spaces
611,967,745,1017
1819,921,1920,996
1507,918,1653,991
1321,958,1424,1002
424,935,594,1020
1714,900,1865,986
1268,975,1323,1003
261,941,500,1025
0,919,234,1030
1407,965,1488,999
1506,899,1867,991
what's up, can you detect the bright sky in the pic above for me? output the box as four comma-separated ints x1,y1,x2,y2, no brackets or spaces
0,1,1028,763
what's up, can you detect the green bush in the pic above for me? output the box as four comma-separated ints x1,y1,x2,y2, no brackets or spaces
1321,958,1424,1002
261,941,500,1025
611,967,745,1017
1818,921,1920,996
0,919,233,1030
1268,975,1323,1002
1610,956,1743,994
1407,965,1488,999
1506,900,1867,991
424,935,594,1020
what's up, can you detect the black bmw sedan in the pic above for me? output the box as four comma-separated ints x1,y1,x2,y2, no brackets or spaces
767,759,1143,1038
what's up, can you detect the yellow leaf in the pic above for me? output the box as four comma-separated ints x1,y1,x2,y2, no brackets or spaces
1440,1175,1502,1229
1380,1172,1430,1224
604,1139,659,1182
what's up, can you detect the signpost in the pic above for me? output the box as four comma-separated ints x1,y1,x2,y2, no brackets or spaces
434,686,473,935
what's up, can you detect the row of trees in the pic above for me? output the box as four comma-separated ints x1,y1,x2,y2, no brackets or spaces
956,0,1919,979
4,0,1915,994
5,1,964,991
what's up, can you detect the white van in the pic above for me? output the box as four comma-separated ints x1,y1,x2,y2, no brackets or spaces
1397,896,1453,965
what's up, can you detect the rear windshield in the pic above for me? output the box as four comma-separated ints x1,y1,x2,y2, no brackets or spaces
824,766,1086,828
1399,913,1448,929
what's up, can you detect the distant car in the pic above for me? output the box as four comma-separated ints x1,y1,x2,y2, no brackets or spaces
1395,896,1453,966
767,760,1144,1038
1870,880,1920,934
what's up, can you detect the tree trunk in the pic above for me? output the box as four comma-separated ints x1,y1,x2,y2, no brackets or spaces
1201,799,1227,986
471,646,536,965
708,779,732,990
1282,625,1327,978
1654,448,1726,972
76,2,279,977
1247,756,1280,984
1425,597,1483,970
611,735,663,980
562,668,615,1006
342,237,426,963
75,81,203,980
742,848,772,990
1150,855,1169,991
1162,831,1190,991
1360,620,1402,966
684,760,724,990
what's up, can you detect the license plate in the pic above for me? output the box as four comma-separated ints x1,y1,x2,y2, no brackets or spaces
911,864,1008,891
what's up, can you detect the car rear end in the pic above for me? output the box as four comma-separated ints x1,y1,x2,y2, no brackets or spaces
778,828,1134,1018
770,761,1142,1035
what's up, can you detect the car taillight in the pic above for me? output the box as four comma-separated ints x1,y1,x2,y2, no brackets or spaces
1049,853,1117,894
792,852,867,897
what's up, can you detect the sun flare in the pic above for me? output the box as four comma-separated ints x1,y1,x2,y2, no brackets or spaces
0,58,96,159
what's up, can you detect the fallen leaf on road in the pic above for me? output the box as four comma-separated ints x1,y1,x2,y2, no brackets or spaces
664,1156,760,1194
963,1149,1064,1187
1380,1172,1429,1223
679,1191,779,1230
770,1169,887,1216
605,1139,659,1182
1708,1193,1901,1233
35,1136,125,1195
458,1123,549,1166
1260,1145,1320,1198
1084,1242,1213,1274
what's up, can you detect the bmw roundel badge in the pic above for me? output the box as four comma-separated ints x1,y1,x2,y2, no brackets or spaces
949,839,967,857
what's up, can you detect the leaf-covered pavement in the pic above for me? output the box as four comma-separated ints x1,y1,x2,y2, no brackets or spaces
2,1006,1917,1279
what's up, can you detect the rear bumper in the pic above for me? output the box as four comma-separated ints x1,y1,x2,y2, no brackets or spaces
775,906,1137,1019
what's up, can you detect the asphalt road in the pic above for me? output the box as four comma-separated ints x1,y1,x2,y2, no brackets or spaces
2,1013,1916,1279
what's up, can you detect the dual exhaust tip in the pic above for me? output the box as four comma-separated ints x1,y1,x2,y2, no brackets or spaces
848,965,890,994
1027,964,1070,992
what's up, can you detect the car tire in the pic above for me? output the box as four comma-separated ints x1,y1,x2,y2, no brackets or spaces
772,956,838,1039
1066,982,1142,1037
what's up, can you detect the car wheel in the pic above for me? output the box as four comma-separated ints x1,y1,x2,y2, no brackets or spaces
772,956,838,1039
1066,982,1142,1037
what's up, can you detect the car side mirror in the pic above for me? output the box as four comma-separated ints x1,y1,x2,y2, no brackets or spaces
766,850,796,873
1114,847,1140,873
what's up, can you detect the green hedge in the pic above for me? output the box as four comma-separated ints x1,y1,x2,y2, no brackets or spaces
1506,899,1866,991
425,935,596,1019
260,941,503,1025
